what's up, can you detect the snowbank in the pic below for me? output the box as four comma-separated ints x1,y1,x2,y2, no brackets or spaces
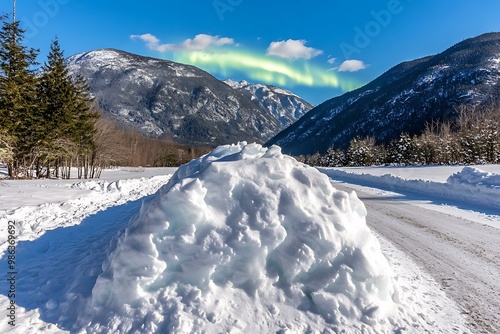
320,165,500,183
447,166,500,187
320,166,500,210
62,143,423,333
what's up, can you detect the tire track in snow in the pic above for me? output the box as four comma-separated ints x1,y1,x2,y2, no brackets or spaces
334,183,500,334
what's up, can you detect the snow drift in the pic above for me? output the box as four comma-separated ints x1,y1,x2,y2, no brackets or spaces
447,166,500,187
63,143,420,333
321,166,500,210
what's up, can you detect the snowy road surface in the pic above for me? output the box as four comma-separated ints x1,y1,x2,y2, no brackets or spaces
333,182,500,334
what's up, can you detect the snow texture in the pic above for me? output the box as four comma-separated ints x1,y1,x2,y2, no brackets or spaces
41,142,427,334
0,175,171,255
320,166,500,210
0,172,173,334
447,166,500,186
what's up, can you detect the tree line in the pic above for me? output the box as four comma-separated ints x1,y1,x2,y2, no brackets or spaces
299,104,500,167
0,15,98,179
0,15,207,179
93,117,211,172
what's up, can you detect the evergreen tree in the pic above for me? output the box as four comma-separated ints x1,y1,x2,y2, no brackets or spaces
36,38,74,176
71,74,99,178
37,38,98,178
37,39,73,142
387,133,413,165
320,147,347,167
347,136,378,166
0,15,40,178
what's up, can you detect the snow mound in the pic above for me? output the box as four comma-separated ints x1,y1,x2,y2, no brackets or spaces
72,143,417,333
447,166,500,187
70,177,153,194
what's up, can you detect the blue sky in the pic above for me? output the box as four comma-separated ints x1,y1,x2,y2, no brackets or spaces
2,0,500,104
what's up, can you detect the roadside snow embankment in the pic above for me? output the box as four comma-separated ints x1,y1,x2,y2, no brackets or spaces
66,143,428,333
320,166,500,210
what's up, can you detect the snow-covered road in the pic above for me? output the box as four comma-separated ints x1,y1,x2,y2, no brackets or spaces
333,182,500,334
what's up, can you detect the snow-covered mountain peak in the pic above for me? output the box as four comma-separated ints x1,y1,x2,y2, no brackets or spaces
66,49,130,73
67,49,283,146
224,79,314,127
67,49,121,63
223,79,250,89
67,48,201,78
224,79,301,99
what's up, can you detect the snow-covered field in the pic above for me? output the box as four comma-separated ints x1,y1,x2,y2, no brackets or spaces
2,147,499,333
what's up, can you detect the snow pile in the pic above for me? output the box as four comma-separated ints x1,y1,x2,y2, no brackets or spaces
70,143,421,333
447,166,500,187
70,177,164,195
320,166,500,210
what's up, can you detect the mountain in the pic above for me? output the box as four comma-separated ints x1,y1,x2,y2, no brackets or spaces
223,79,314,127
66,49,283,147
267,32,500,155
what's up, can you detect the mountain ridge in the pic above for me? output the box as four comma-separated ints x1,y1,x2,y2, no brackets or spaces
267,32,500,155
223,79,314,127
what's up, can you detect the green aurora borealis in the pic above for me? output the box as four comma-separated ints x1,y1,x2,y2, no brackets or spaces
172,49,362,93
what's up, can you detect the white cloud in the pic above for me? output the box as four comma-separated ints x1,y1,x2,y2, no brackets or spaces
129,33,162,51
327,57,336,65
338,59,368,72
266,39,323,60
130,33,235,52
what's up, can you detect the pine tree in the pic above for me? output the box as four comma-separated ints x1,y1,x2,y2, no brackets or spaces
71,74,98,178
36,38,75,176
320,147,347,167
37,38,98,178
38,39,73,139
387,133,413,165
347,136,378,166
0,15,40,178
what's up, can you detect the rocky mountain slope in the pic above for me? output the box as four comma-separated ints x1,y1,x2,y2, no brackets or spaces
267,32,500,155
224,79,314,127
66,49,285,147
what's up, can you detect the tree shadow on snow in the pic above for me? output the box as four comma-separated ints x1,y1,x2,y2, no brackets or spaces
0,195,153,331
